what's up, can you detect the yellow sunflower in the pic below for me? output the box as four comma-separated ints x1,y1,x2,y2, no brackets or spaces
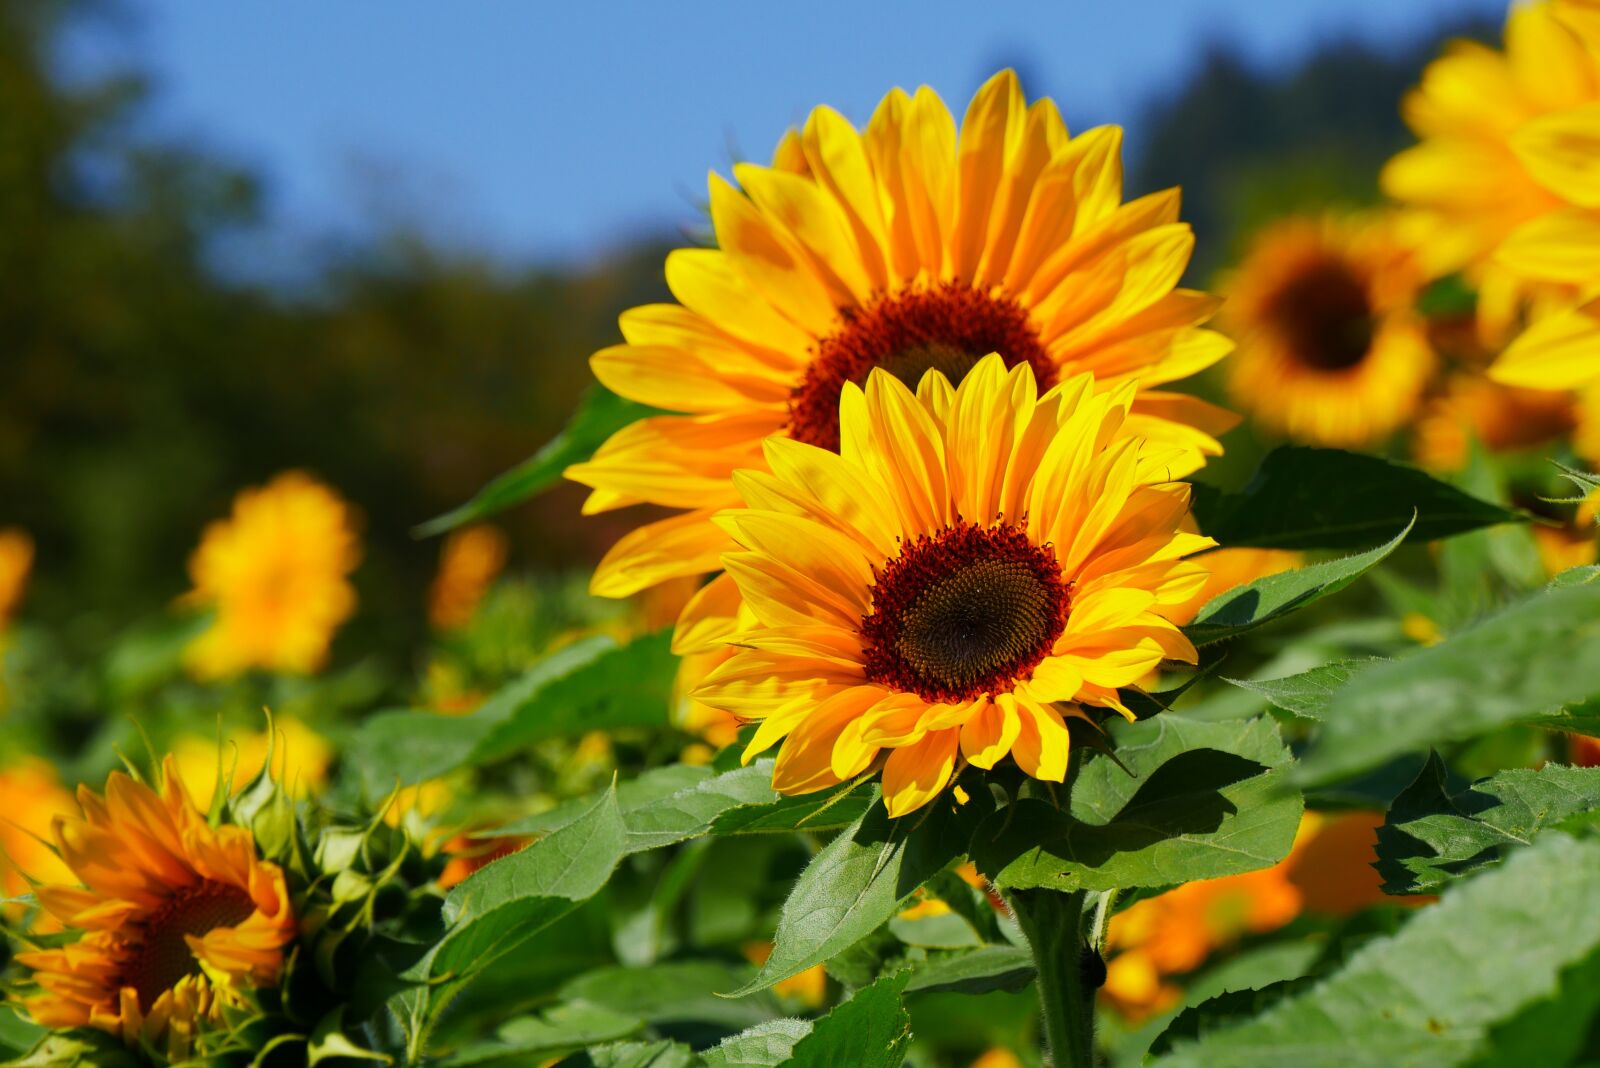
0,526,34,629
1382,0,1600,390
1223,213,1435,448
17,756,296,1059
184,471,360,679
692,356,1211,817
1412,374,1578,471
0,759,76,930
567,69,1233,644
428,523,508,631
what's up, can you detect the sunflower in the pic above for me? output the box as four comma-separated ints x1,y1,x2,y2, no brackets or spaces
428,523,509,631
1382,0,1600,389
17,757,296,1059
1412,374,1578,471
0,526,33,629
1223,213,1435,448
184,471,360,679
0,759,76,929
566,69,1234,642
691,356,1211,817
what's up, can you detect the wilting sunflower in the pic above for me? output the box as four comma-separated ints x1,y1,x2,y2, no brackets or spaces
1382,0,1600,390
184,471,360,679
1223,213,1434,448
17,757,296,1059
567,69,1233,638
692,357,1211,817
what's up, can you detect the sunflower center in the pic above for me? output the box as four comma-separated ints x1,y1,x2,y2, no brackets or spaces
861,521,1071,704
788,282,1054,452
122,880,255,1011
1266,259,1375,372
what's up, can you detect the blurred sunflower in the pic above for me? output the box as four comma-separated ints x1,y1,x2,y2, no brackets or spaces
1103,810,1406,1020
1412,375,1577,471
693,357,1211,817
184,471,361,679
1382,0,1600,390
567,69,1234,645
16,757,296,1060
428,523,509,631
0,759,76,929
1223,213,1434,448
0,527,33,629
170,717,333,809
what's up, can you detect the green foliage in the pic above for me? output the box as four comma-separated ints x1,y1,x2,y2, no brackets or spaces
417,387,654,537
1193,448,1518,550
973,716,1302,891
1184,520,1412,646
1298,581,1600,785
1375,754,1600,894
1224,658,1382,721
1148,833,1600,1068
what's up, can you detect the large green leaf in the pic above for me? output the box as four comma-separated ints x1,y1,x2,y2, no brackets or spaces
787,972,911,1068
347,633,673,789
730,800,969,996
1375,754,1600,894
1297,581,1600,785
972,715,1302,891
1461,945,1600,1067
1184,520,1413,647
1224,658,1384,721
415,386,652,537
903,945,1034,995
1149,832,1600,1068
701,1020,815,1068
396,787,629,1043
433,1002,644,1067
559,962,782,1030
1192,446,1518,549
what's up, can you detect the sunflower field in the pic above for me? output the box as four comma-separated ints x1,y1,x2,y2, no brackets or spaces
4,2,1600,1066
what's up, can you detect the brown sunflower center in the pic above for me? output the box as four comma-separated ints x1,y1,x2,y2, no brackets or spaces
788,282,1054,452
861,521,1071,704
1266,258,1376,372
122,880,255,1011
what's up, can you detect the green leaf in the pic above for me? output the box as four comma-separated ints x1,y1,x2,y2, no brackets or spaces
902,945,1033,995
973,715,1302,891
433,1002,644,1067
0,1028,139,1068
586,1041,697,1068
1224,659,1385,722
786,972,911,1068
347,633,671,788
0,1007,44,1058
415,385,652,537
1148,833,1600,1068
1192,447,1518,549
1297,581,1600,785
1150,980,1314,1058
306,1009,390,1064
702,1019,815,1068
492,763,717,838
400,786,629,1037
559,962,783,1030
1184,520,1413,646
730,799,969,996
1375,754,1600,894
1461,944,1600,1068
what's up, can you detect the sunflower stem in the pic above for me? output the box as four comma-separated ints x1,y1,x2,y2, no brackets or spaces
1009,887,1099,1068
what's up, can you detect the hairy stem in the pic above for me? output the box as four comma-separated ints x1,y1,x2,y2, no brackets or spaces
1009,888,1098,1068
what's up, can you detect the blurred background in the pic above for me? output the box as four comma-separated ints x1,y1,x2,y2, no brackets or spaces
5,0,1502,699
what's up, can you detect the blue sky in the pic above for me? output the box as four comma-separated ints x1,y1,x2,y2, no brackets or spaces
96,0,1505,267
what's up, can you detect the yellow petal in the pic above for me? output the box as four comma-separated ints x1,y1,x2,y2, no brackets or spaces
881,730,960,817
589,510,731,599
1491,300,1600,390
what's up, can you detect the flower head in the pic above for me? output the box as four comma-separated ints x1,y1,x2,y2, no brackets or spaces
567,70,1233,630
1223,213,1434,448
429,524,509,631
17,757,296,1059
184,471,360,679
693,356,1211,816
1382,0,1600,390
